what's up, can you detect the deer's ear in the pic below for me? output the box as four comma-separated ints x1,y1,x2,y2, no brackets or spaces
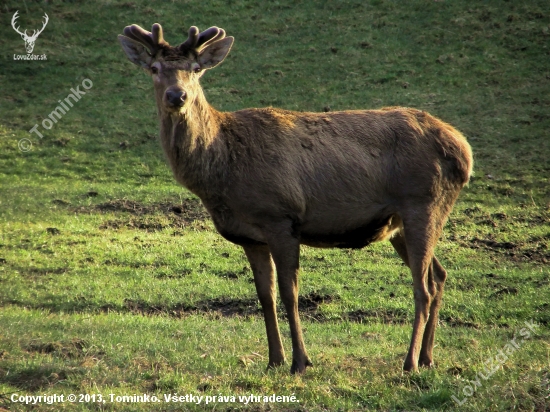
118,35,152,68
198,37,234,70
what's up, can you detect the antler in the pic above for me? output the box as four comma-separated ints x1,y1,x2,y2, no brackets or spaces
11,11,27,38
29,13,49,40
11,11,49,40
121,23,226,57
179,26,226,53
123,23,168,56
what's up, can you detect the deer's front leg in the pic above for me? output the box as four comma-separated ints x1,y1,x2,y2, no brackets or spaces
243,244,285,368
263,222,312,374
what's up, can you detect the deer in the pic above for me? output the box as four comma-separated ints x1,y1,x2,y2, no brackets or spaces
11,11,49,54
118,22,473,374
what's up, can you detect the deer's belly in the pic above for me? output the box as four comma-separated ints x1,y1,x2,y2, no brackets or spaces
214,214,401,249
218,229,266,246
300,214,400,249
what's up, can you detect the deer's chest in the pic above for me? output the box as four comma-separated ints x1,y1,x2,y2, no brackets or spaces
205,202,267,246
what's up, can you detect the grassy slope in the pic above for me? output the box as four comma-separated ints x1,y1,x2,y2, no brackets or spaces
0,0,549,411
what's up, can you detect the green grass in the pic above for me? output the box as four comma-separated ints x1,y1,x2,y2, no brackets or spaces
1,0,549,411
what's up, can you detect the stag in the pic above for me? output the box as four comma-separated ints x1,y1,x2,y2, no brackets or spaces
118,23,473,374
11,11,49,54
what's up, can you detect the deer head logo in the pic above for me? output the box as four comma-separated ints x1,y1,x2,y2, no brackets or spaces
11,11,49,54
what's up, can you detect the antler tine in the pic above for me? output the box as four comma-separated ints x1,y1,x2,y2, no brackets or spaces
32,13,49,38
123,25,154,52
180,26,226,53
196,27,225,51
123,24,168,55
11,11,26,36
151,23,167,47
179,26,199,51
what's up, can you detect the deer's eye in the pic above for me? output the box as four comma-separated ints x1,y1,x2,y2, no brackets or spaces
193,67,201,74
151,66,158,74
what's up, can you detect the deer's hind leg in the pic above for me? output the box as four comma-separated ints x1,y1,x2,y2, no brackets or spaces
418,256,447,368
390,217,447,371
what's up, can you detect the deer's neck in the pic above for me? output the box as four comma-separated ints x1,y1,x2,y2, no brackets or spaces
159,87,229,198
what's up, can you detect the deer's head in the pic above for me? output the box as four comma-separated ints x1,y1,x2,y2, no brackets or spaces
118,23,233,114
12,11,49,54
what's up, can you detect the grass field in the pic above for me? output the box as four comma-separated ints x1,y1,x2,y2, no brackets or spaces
1,0,549,410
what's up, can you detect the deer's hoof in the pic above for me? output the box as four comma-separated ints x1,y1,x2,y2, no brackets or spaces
403,360,419,373
290,358,313,374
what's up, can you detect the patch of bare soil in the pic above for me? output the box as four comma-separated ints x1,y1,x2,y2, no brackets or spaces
347,307,409,324
214,266,251,280
18,267,69,277
154,268,193,279
98,216,184,232
68,198,210,231
296,292,338,321
0,366,70,391
24,338,102,359
122,292,338,320
298,292,335,311
439,315,481,329
123,297,261,318
194,297,262,317
489,286,519,298
466,237,549,264
463,206,549,229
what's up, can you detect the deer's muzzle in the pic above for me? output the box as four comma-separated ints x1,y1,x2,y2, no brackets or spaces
164,87,186,108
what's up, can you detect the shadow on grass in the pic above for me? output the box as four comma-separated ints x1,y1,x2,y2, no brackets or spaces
6,294,547,329
3,292,343,320
3,293,514,327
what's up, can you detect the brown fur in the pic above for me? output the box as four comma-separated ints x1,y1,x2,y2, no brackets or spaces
119,24,473,374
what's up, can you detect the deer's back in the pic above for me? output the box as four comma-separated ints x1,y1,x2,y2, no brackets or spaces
224,106,472,196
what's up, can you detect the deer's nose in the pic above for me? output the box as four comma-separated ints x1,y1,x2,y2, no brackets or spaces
165,89,186,107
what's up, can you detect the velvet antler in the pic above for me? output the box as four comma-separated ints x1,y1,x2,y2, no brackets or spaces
179,26,226,53
122,23,168,55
